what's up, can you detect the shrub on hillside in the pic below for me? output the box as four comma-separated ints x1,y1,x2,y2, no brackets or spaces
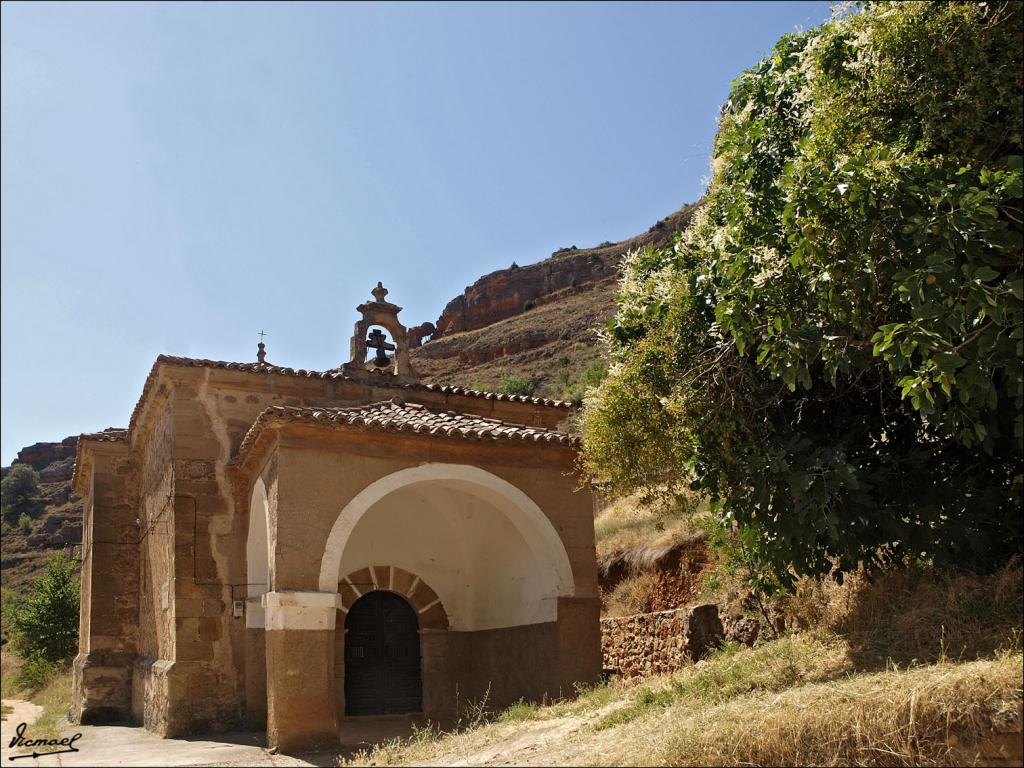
1,587,23,646
15,651,55,692
498,374,536,397
562,361,606,403
584,1,1023,585
1,464,39,525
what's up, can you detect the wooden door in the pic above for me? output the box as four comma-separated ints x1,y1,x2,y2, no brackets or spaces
344,591,422,715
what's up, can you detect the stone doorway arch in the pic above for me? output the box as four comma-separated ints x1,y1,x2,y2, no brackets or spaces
334,565,448,719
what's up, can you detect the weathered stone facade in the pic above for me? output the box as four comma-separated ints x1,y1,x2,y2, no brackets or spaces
71,286,602,754
600,605,724,682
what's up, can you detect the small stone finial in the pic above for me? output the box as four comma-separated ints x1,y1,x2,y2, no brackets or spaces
257,330,267,364
371,281,389,303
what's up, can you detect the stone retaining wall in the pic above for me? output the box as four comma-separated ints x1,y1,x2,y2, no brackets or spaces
600,604,724,681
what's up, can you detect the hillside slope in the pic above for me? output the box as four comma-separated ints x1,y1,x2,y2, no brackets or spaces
411,202,699,397
0,438,86,593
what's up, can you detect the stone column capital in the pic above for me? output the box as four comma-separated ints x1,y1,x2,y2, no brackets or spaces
262,591,342,631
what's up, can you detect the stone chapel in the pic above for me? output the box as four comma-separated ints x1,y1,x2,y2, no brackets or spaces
70,284,601,753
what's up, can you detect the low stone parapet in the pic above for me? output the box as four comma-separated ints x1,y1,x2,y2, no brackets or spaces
600,604,724,682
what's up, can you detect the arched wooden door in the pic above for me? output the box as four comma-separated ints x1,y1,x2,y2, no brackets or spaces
344,591,422,715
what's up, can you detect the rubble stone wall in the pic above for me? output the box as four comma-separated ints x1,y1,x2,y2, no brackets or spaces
600,604,724,681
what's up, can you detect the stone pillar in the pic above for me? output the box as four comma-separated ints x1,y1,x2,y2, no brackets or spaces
556,596,602,695
245,599,268,728
72,449,139,725
264,591,341,753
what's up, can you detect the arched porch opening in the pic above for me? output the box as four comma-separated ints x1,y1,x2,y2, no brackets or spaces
318,463,575,632
321,463,578,722
244,478,270,727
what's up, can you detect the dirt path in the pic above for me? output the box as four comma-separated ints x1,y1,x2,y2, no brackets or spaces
424,716,592,767
402,699,647,768
0,714,331,768
1,698,45,763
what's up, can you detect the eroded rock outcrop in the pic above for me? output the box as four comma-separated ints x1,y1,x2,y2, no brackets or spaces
2,433,92,592
433,251,618,338
429,202,700,340
12,436,78,475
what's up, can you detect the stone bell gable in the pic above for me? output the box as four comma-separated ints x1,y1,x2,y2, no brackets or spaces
71,284,601,753
340,281,420,383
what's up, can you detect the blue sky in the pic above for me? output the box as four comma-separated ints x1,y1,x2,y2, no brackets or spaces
1,1,832,463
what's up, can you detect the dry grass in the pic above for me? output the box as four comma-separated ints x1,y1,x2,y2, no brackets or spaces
0,650,26,699
783,559,1024,668
595,632,853,730
593,491,708,569
345,563,1023,767
25,665,73,742
661,652,1023,767
595,491,712,617
603,572,661,616
0,654,73,757
344,639,1022,767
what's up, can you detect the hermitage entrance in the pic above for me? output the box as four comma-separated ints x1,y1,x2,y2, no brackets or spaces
72,282,601,755
344,592,422,716
231,284,601,753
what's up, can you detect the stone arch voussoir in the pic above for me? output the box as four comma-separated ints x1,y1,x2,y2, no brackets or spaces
339,565,449,630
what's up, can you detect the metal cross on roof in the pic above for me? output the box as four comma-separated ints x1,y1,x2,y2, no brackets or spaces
257,330,268,364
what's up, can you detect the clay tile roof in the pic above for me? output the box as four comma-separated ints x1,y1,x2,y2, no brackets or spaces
71,428,129,493
78,428,129,443
76,355,576,490
418,382,570,408
125,355,570,435
234,398,579,465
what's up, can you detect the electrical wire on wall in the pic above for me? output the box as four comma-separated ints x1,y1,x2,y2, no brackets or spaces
81,462,266,602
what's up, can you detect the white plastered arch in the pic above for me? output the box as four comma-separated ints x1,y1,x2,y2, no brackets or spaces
317,463,575,607
246,477,271,600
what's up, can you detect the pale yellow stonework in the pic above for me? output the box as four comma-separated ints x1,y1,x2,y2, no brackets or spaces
71,286,601,754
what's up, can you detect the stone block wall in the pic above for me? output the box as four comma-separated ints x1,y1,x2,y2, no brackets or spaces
600,604,724,682
71,448,139,725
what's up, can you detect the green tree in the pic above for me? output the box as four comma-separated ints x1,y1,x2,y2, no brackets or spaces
584,1,1022,585
9,551,80,662
1,464,39,525
0,587,24,645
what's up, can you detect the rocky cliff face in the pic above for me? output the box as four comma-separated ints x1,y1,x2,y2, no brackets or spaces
2,436,85,593
432,202,699,340
433,250,618,338
411,202,700,397
11,436,78,483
